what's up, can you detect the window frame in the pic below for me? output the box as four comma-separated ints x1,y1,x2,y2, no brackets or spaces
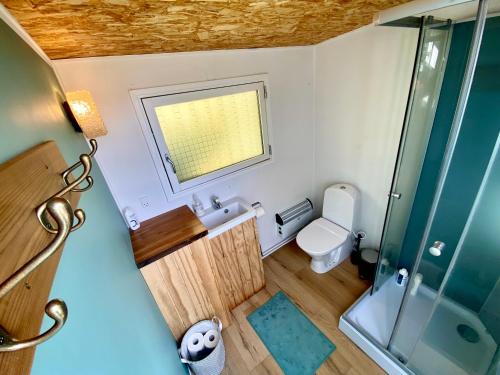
131,74,272,199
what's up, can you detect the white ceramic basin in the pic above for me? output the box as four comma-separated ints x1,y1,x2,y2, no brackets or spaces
198,197,256,239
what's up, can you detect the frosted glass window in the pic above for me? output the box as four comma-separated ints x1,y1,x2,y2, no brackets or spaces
154,91,264,183
136,78,271,195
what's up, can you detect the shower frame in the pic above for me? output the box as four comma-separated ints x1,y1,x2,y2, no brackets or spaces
339,0,491,373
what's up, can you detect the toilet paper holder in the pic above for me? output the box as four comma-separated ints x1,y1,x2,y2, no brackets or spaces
252,202,266,218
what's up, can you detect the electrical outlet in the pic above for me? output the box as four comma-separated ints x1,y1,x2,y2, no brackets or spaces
139,195,151,209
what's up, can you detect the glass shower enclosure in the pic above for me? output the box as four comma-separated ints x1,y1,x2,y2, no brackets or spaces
340,1,500,374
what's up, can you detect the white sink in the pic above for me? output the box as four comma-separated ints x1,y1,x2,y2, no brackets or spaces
198,197,256,239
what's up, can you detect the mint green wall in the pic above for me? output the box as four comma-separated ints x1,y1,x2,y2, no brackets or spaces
0,19,185,374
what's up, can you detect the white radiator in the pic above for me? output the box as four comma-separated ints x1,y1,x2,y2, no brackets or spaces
275,198,313,239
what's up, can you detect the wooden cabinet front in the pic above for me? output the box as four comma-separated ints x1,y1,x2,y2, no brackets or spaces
140,217,265,341
141,237,230,340
209,218,265,310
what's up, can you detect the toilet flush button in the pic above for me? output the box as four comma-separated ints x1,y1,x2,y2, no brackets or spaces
429,241,446,256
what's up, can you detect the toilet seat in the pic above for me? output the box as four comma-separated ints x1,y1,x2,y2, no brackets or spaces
297,218,349,256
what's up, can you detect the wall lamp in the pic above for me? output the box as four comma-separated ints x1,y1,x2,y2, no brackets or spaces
63,90,108,138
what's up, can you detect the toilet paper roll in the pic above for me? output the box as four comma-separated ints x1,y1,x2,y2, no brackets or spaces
187,332,204,361
255,206,266,218
203,329,220,350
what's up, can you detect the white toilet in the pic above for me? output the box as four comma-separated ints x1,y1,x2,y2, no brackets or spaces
297,183,359,273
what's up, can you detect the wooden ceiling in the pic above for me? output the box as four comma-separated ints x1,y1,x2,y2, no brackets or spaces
4,0,410,60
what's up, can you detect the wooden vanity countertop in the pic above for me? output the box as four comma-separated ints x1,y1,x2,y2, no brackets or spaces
130,205,208,268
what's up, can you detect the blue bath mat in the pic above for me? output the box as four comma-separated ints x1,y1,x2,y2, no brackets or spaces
247,291,335,375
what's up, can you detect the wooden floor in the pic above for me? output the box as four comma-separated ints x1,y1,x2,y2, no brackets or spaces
221,241,384,375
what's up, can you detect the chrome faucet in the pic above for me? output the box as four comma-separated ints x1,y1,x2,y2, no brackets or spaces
211,196,222,210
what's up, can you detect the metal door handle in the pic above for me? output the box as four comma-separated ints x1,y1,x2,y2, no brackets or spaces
390,192,402,199
429,241,445,256
164,154,176,174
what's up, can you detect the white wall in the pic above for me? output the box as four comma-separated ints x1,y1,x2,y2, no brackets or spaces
54,47,315,252
55,25,418,253
313,25,418,248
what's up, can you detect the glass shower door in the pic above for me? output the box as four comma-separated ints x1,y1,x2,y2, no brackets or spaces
373,18,452,292
389,3,499,373
406,135,499,375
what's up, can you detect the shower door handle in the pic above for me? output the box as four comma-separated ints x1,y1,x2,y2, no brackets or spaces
429,241,446,256
390,192,402,199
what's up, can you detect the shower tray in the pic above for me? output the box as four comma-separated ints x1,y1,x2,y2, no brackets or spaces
339,277,497,375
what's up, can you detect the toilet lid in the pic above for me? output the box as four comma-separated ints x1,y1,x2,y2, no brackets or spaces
297,218,349,256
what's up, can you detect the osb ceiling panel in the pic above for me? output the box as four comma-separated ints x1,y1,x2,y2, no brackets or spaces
4,0,411,59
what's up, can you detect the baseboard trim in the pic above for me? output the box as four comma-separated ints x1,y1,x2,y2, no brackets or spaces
261,234,297,258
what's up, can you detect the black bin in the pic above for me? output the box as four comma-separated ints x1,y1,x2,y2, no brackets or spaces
358,248,379,281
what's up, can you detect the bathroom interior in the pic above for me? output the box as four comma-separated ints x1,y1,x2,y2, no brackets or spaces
0,0,499,374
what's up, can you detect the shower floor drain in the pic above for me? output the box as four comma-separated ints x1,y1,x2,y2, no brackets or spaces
457,324,480,343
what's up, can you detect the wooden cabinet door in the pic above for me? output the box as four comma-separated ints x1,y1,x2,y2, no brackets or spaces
209,218,265,310
141,237,230,340
141,218,265,340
